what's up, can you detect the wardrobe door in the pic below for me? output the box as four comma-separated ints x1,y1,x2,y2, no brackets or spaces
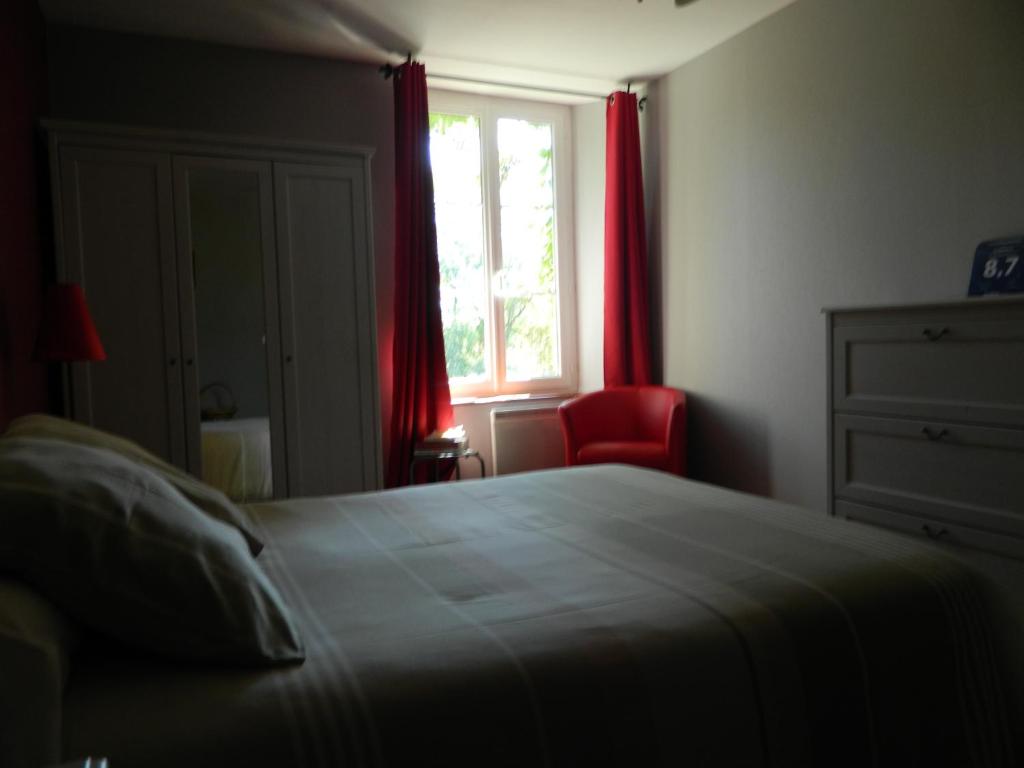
57,146,186,467
172,156,288,498
274,160,381,496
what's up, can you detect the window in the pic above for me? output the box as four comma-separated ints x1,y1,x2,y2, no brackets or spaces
429,91,576,398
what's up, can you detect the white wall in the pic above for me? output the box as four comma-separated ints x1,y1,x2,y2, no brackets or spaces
655,0,1024,511
573,99,606,393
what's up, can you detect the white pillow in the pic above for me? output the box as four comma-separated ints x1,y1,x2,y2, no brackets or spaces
0,579,76,768
2,414,264,556
0,437,304,666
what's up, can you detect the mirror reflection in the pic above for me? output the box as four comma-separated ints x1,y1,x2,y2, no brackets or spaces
190,167,274,501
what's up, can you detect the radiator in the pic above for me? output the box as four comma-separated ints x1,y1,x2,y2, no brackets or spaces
490,404,566,476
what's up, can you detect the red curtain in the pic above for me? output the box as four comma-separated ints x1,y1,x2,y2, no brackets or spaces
604,90,652,387
386,62,454,487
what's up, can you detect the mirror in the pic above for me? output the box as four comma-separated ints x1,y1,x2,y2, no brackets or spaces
188,165,276,501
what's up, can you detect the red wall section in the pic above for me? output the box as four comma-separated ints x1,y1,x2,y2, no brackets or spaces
0,0,50,429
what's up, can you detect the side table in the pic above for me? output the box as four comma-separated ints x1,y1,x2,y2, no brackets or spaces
409,447,486,484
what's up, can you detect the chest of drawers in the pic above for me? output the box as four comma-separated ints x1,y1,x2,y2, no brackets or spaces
826,298,1024,558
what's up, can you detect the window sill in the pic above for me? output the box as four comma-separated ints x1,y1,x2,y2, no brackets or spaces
451,392,577,407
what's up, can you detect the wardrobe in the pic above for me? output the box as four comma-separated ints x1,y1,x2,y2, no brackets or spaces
45,122,381,498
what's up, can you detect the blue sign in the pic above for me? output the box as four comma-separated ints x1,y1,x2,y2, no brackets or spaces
968,237,1024,296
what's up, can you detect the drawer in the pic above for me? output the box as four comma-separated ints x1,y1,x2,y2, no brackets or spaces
834,414,1024,538
836,500,1024,560
832,319,1024,426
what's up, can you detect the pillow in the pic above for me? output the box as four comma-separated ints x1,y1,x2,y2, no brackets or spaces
0,437,304,666
0,579,77,768
2,413,263,556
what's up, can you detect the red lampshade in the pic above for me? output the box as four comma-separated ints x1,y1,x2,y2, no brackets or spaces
35,283,107,362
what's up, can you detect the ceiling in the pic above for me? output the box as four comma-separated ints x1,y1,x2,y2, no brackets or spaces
39,0,798,103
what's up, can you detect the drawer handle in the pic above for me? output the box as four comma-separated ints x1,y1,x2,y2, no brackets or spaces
922,524,950,540
920,427,949,441
921,326,950,341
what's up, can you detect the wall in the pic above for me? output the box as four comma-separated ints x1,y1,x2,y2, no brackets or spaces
573,99,606,394
656,0,1024,511
44,25,397,470
0,0,50,429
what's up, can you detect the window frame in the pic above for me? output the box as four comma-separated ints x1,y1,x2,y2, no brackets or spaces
429,89,578,399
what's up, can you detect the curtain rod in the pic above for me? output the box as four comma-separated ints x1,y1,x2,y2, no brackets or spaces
378,59,648,106
425,73,610,101
432,74,649,110
379,63,611,101
378,53,412,80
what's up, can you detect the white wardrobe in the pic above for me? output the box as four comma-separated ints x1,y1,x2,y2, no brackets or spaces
46,122,381,497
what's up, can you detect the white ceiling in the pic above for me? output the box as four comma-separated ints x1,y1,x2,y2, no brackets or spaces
39,0,798,103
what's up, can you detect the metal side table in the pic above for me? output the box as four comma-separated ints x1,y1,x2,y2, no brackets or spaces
409,446,486,484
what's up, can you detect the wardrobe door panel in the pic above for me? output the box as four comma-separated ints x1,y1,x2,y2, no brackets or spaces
57,146,186,466
275,161,380,496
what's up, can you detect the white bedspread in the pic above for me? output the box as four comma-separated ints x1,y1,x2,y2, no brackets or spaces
61,466,1023,767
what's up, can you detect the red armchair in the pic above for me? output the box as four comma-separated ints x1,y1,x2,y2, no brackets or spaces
558,386,687,476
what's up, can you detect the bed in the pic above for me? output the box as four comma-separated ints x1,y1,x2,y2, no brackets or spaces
200,417,273,502
57,465,1023,767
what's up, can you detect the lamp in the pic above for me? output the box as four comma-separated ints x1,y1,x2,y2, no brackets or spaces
35,283,105,419
35,283,106,362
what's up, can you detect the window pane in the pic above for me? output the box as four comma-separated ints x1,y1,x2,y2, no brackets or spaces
503,292,557,382
497,118,559,381
430,113,488,382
